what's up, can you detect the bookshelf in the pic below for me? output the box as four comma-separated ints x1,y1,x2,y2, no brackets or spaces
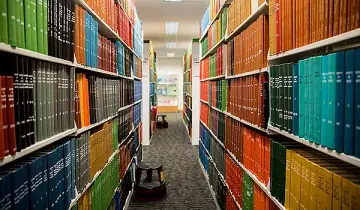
0,0,144,209
158,74,178,113
142,40,157,145
199,0,360,209
182,39,200,145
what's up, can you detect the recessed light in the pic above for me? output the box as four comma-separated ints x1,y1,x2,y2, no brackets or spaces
166,42,177,48
165,22,179,34
167,53,175,57
164,0,182,2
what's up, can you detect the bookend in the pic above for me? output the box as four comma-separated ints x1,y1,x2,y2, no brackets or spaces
133,162,167,202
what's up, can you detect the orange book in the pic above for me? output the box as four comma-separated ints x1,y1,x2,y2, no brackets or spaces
324,0,329,39
356,0,360,29
281,0,285,52
333,0,340,35
339,0,348,34
319,0,325,41
328,0,334,37
348,0,355,31
304,0,310,45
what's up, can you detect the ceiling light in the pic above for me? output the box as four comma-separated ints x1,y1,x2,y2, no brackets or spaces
166,42,177,48
167,53,175,57
164,0,182,2
165,22,179,34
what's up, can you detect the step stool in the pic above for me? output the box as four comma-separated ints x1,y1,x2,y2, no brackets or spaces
156,114,168,129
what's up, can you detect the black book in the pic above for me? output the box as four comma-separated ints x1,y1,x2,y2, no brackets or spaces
69,0,75,62
58,0,63,60
48,0,53,57
28,59,35,145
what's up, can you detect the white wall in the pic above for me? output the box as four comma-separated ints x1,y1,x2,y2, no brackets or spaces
157,58,183,110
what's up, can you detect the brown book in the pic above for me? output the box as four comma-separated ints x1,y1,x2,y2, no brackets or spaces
328,0,334,37
348,0,355,31
281,0,285,52
339,0,348,34
310,0,316,43
6,76,16,155
324,0,329,39
320,0,325,40
333,0,340,35
304,0,310,45
269,0,277,55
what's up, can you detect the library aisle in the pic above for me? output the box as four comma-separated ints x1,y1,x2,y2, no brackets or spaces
128,113,217,210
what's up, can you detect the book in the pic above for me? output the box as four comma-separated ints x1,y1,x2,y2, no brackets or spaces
335,52,345,152
355,49,360,157
344,50,355,155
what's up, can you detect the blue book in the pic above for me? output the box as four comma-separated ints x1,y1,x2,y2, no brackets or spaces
85,12,89,66
304,59,310,139
313,56,322,144
47,148,57,209
344,50,355,155
28,156,43,210
298,60,305,138
308,57,315,142
292,63,299,136
10,164,30,210
63,141,72,209
321,56,329,146
42,154,48,210
70,138,76,200
355,49,360,157
57,145,64,210
0,173,12,210
335,51,345,152
327,53,337,150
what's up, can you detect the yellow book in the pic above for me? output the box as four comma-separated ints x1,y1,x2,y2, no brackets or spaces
300,157,311,210
316,166,325,210
285,150,292,209
322,168,333,210
332,173,342,210
77,74,85,127
342,177,351,210
309,162,318,210
290,150,296,209
294,153,302,210
350,181,360,210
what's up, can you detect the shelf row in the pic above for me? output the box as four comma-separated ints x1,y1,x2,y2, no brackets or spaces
200,98,360,167
199,121,285,210
0,100,142,167
184,102,192,111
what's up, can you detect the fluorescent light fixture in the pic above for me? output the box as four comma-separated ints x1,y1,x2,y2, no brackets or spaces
164,0,182,2
167,53,175,57
165,22,178,34
166,42,177,48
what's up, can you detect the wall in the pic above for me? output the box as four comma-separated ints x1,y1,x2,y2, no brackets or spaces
157,58,183,110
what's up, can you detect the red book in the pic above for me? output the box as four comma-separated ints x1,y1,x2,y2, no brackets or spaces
0,77,5,159
0,76,8,157
6,76,16,155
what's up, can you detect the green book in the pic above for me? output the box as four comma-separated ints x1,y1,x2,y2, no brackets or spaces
0,0,9,43
287,63,293,133
36,0,44,53
7,0,17,46
304,59,309,139
313,56,322,144
283,64,288,132
15,0,21,47
308,58,314,141
30,0,37,52
43,0,47,54
19,0,25,48
298,60,305,138
279,64,284,130
327,53,337,150
24,0,32,50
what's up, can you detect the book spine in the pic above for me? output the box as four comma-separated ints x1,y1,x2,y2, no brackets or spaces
313,56,322,144
327,53,336,150
0,77,5,159
37,0,44,53
30,0,37,51
43,0,48,55
344,50,355,155
355,49,360,157
0,0,9,44
292,63,299,136
298,60,305,138
321,56,328,146
7,0,17,46
335,52,345,152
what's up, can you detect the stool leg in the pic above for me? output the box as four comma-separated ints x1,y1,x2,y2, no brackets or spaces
145,169,153,183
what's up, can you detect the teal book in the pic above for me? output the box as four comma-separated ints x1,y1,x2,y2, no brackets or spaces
321,56,328,146
30,0,37,52
0,0,8,43
36,0,44,54
15,0,21,47
308,58,314,142
24,0,32,50
354,49,360,157
327,53,337,150
335,51,345,153
43,0,47,55
7,0,17,46
313,56,322,144
19,0,25,48
298,60,305,138
304,59,309,139
292,63,299,136
344,50,355,155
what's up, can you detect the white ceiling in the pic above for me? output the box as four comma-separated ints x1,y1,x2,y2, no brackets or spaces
134,0,209,58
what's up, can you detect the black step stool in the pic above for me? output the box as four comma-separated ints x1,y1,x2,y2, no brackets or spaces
156,114,168,129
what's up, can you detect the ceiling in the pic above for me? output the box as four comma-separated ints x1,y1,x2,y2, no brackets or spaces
134,0,209,59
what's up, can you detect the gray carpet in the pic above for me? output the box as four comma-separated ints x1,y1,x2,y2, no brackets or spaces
128,113,217,210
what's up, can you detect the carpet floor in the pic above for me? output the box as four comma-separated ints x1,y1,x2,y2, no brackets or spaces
128,113,217,210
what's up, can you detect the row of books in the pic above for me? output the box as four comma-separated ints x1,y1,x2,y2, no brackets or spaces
74,153,119,210
225,154,279,210
184,94,192,109
200,102,210,125
0,139,76,210
200,45,226,79
119,137,134,179
83,0,117,33
201,8,227,56
117,4,133,49
225,116,271,186
184,71,191,83
200,6,210,36
201,82,209,101
134,80,142,102
208,80,228,111
133,56,142,78
271,139,360,209
227,73,269,128
88,120,117,181
227,15,269,76
118,165,134,208
133,30,142,58
184,83,192,96
75,74,133,128
118,106,132,144
269,0,360,55
133,102,141,128
209,109,226,144
209,0,227,23
0,54,75,159
269,49,360,156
